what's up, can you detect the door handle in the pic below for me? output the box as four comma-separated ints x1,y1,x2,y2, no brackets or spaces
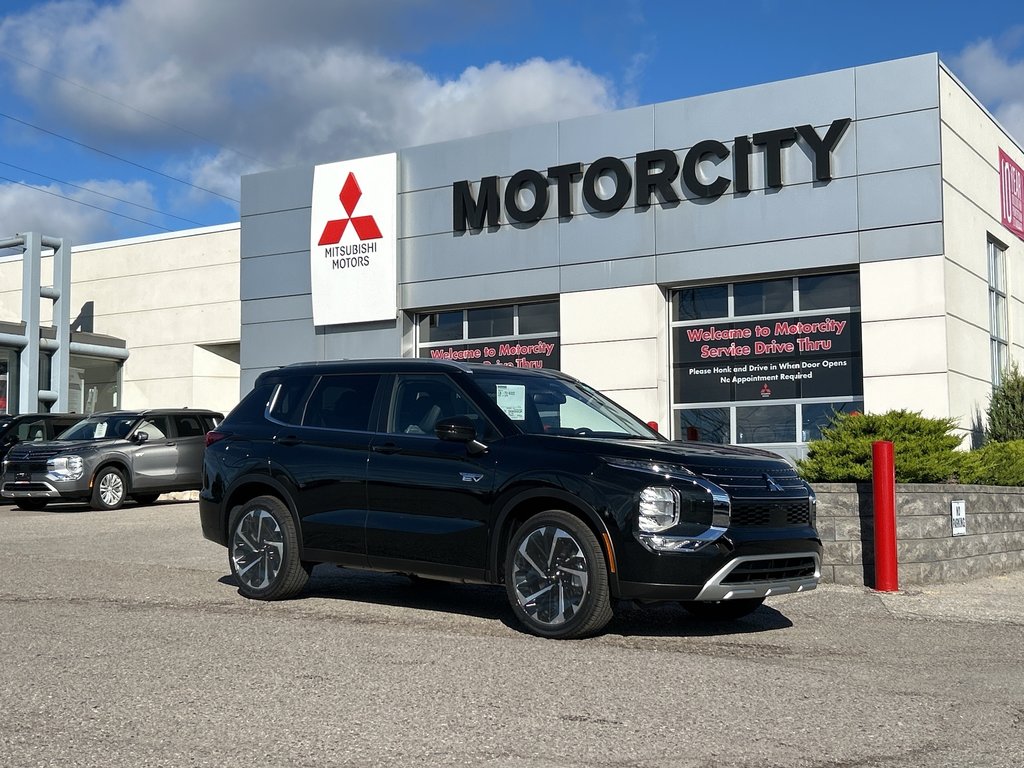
275,435,302,447
371,443,402,455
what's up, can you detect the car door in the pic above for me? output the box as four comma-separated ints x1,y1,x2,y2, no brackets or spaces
266,373,382,564
364,373,497,581
129,415,176,489
172,413,208,486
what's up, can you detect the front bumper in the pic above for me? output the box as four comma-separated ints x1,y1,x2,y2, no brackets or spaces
612,523,822,602
1,476,90,500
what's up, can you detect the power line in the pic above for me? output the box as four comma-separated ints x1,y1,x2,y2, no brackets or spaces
0,174,173,232
0,111,240,203
0,49,262,165
0,160,204,227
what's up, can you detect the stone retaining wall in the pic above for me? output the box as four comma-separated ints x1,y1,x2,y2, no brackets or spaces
813,483,1024,586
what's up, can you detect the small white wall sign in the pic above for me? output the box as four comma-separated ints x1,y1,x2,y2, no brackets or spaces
950,499,967,537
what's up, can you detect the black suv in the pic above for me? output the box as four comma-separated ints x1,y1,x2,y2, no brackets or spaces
0,413,82,465
2,409,222,511
200,360,821,639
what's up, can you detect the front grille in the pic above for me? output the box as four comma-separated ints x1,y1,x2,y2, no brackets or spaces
693,463,806,492
5,448,65,473
722,556,818,584
730,500,811,527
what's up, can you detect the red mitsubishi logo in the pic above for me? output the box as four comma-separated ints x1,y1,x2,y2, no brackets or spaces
318,172,383,246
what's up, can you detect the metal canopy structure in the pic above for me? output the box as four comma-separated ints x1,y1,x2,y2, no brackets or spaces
0,231,128,414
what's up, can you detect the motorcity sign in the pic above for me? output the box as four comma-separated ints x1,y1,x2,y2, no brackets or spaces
1000,148,1024,242
452,118,851,230
673,311,863,403
310,153,397,326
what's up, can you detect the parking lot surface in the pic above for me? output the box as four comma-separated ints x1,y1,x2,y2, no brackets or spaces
1,500,1022,767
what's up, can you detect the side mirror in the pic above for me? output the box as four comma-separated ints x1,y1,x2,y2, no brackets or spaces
133,431,150,444
435,416,488,455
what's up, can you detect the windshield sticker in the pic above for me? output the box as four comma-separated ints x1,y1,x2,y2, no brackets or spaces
495,384,526,420
94,423,108,438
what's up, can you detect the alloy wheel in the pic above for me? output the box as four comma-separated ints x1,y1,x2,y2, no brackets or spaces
231,506,285,591
510,525,590,627
98,472,124,507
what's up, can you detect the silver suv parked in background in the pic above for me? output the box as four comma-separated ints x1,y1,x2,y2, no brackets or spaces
1,409,222,511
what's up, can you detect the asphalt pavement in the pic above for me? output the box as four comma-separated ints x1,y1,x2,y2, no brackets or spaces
1,499,1022,767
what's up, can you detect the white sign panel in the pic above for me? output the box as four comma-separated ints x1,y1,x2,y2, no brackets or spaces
951,499,967,537
310,153,397,326
495,384,526,420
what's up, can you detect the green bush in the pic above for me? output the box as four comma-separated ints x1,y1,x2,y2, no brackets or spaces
797,410,962,483
985,363,1024,442
958,440,1024,485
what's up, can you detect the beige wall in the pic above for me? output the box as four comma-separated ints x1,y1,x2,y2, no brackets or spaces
939,66,1024,441
0,223,241,414
559,285,669,432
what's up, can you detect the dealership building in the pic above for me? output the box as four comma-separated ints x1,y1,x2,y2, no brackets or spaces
3,53,1023,458
239,53,1024,456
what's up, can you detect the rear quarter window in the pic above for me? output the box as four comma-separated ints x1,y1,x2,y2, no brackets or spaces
222,384,276,427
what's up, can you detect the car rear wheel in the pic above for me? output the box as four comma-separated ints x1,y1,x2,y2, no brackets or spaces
680,597,765,621
91,467,127,510
505,510,613,639
228,495,310,600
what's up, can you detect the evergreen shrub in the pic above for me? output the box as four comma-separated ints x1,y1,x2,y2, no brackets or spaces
797,410,962,483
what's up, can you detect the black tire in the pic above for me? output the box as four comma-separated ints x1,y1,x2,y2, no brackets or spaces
132,493,161,506
90,467,127,510
504,510,613,639
228,495,310,600
15,499,48,511
680,597,765,621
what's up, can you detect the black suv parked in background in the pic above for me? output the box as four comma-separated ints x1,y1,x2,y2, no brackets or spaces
0,413,82,465
200,360,821,639
2,409,222,511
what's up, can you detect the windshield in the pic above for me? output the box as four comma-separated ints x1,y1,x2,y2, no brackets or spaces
473,372,659,439
59,414,138,441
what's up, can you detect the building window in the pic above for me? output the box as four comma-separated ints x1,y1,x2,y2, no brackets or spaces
989,238,1009,387
671,273,863,446
417,300,560,369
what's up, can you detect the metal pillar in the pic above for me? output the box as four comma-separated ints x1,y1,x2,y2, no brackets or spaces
1,231,73,413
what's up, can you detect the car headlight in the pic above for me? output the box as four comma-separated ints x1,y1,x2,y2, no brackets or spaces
638,486,680,532
46,455,84,482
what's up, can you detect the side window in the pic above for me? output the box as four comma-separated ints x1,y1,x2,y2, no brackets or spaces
174,415,205,438
223,384,275,427
389,374,493,439
269,375,315,425
302,374,382,431
137,416,169,440
16,419,48,442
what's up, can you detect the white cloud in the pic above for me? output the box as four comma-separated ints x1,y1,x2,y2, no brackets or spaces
0,178,159,244
952,31,1024,145
0,0,621,210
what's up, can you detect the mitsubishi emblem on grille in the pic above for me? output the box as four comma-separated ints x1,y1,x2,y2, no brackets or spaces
764,473,784,492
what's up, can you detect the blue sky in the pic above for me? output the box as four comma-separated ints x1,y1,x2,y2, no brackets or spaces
1,0,1022,246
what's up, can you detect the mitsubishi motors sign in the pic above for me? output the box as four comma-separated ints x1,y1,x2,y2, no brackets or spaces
1000,149,1024,242
310,153,397,326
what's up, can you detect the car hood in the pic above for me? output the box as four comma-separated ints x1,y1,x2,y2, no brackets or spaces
576,436,792,466
7,439,126,458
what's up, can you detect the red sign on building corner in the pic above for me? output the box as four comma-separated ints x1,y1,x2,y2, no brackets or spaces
1000,148,1024,242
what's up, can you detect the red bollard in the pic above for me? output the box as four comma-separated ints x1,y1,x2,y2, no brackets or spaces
871,440,899,592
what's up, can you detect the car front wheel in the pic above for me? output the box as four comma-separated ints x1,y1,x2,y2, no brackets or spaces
91,467,127,510
228,495,310,600
505,510,613,639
